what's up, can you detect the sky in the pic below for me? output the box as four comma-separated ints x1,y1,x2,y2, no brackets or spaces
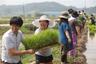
0,0,96,8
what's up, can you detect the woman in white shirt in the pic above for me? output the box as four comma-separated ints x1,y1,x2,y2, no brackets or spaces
32,15,56,64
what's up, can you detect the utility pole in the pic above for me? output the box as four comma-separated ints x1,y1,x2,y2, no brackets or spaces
84,0,86,11
22,2,25,21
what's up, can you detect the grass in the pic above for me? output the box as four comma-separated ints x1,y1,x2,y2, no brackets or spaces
0,26,9,35
87,23,96,36
0,17,34,24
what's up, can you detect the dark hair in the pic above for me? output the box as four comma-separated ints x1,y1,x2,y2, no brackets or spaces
72,11,79,18
68,9,74,14
59,18,68,25
78,11,81,14
82,10,84,12
39,20,49,23
10,16,23,27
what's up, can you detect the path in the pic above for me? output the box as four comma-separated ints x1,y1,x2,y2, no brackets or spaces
84,33,96,64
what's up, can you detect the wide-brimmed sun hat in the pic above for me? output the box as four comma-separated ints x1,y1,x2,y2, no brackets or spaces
32,15,56,28
58,11,69,19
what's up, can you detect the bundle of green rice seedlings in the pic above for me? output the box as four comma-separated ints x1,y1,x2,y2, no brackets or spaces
82,31,88,35
77,38,87,44
77,39,84,44
76,46,87,53
22,29,58,50
81,39,87,44
73,52,86,63
76,46,86,53
67,51,86,64
82,35,87,40
76,43,86,48
82,34,87,39
74,55,87,64
67,56,74,64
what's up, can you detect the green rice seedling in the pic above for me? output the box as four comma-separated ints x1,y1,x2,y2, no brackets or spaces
88,24,96,33
22,29,59,50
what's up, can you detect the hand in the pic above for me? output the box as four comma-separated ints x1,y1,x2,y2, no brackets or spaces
68,38,71,43
26,49,35,54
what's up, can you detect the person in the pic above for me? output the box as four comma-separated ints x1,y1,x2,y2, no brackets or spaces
1,16,34,64
68,11,79,58
58,11,73,64
32,15,56,64
68,9,74,17
80,10,86,27
90,14,96,25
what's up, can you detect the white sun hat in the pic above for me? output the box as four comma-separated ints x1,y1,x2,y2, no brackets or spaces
32,15,56,28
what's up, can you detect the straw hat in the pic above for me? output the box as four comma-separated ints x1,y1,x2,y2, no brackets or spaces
59,11,69,19
32,15,56,28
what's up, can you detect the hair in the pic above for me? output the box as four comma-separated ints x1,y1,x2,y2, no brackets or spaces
82,10,84,12
39,20,49,23
10,16,23,27
72,11,79,18
78,11,81,14
68,9,74,14
59,18,68,25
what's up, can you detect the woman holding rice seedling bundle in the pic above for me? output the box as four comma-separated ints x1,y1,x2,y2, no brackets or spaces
1,16,34,64
32,15,56,64
58,11,73,64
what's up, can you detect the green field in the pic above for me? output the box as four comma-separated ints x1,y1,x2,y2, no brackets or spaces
0,17,89,64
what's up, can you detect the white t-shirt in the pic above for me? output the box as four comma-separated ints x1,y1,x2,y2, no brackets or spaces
35,28,52,56
68,16,76,23
1,29,23,63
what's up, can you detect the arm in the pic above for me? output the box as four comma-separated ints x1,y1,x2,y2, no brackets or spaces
65,30,71,43
4,35,34,56
63,23,71,41
8,48,34,56
65,30,71,39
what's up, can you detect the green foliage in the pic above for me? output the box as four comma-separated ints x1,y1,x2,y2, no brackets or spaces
0,18,9,24
88,24,96,33
20,24,37,34
22,29,59,50
0,26,9,35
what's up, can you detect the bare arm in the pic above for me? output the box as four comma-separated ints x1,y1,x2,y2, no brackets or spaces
65,30,70,38
65,30,71,42
8,48,34,56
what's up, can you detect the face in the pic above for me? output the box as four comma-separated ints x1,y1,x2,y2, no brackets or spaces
11,24,20,34
39,20,49,30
